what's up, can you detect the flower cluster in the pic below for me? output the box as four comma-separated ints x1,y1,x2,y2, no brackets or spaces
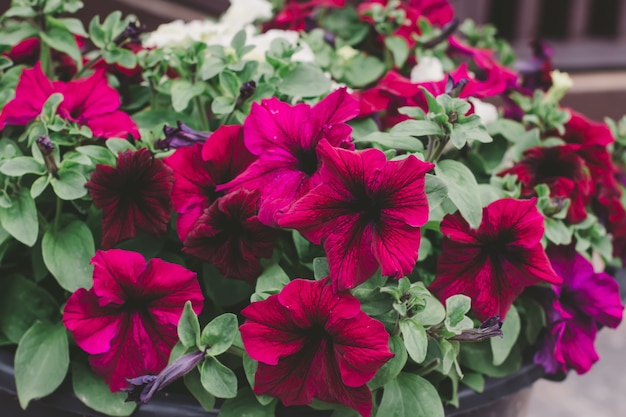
0,1,624,417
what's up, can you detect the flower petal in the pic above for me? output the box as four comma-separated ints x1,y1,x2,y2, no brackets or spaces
92,249,147,306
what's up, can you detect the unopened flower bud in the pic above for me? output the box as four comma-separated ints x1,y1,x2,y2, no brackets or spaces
449,316,503,342
115,21,147,46
156,121,211,150
239,81,257,101
445,75,468,98
36,135,59,178
122,350,205,404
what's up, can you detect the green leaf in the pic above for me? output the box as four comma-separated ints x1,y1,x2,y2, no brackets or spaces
212,96,236,115
344,54,385,88
72,362,136,416
171,80,205,112
184,368,216,411
15,322,69,409
200,356,238,399
490,304,520,366
435,160,483,228
218,388,277,417
369,335,408,390
50,169,88,200
313,257,329,280
0,189,38,247
425,174,447,212
31,176,50,199
42,220,94,292
385,36,409,68
102,47,137,69
445,294,471,327
355,132,424,152
390,120,443,138
459,341,522,378
89,16,107,48
376,373,444,417
200,56,226,80
53,18,88,37
0,274,58,343
399,318,428,364
219,71,241,97
201,313,239,356
40,28,82,66
461,372,485,393
278,63,331,97
106,138,135,154
178,301,201,349
76,145,116,166
255,263,290,294
0,157,45,176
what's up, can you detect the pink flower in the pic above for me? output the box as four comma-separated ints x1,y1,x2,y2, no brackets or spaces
240,277,393,417
86,148,174,248
429,198,563,321
0,63,139,138
267,0,345,31
279,140,433,291
63,249,204,391
183,189,278,284
164,125,255,241
498,145,593,224
219,88,359,226
535,246,624,374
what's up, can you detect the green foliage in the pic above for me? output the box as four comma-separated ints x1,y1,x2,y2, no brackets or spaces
178,301,201,349
218,388,277,417
369,335,408,390
399,318,428,364
0,188,38,246
435,160,483,229
490,305,520,366
200,356,238,399
71,362,136,416
277,63,331,97
201,313,239,356
184,368,217,411
377,373,445,417
15,322,69,409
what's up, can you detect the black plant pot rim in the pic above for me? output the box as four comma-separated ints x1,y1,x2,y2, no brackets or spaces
0,348,552,417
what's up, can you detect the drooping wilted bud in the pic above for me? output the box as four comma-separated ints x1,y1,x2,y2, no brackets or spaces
122,350,205,404
114,21,147,46
239,81,257,102
156,121,211,150
36,135,59,178
449,316,503,342
445,74,468,98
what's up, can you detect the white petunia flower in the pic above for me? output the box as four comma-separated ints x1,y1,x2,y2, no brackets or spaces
410,56,445,83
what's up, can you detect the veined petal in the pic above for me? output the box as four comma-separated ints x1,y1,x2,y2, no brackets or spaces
92,249,147,306
85,111,140,139
372,219,422,279
61,69,120,120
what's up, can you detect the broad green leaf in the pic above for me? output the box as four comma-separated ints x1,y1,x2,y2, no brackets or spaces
106,138,135,154
461,372,485,393
425,174,447,212
390,120,443,138
459,340,522,378
178,301,201,349
200,356,238,399
0,157,45,176
313,257,329,280
40,28,82,66
385,36,409,68
355,132,424,152
0,274,58,343
413,295,446,326
102,47,137,69
31,176,50,199
369,335,408,389
212,96,236,115
15,322,69,409
42,219,94,292
171,80,205,112
218,388,277,417
0,189,38,246
344,54,385,87
50,169,88,200
72,362,136,416
242,355,274,406
278,63,331,97
219,71,241,97
445,294,471,327
184,368,216,411
435,159,483,228
400,318,428,364
376,373,444,417
201,313,239,356
255,263,290,294
200,56,226,80
490,305,520,366
76,145,116,166
53,17,88,37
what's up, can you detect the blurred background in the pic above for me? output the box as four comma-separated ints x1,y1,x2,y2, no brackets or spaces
1,0,623,416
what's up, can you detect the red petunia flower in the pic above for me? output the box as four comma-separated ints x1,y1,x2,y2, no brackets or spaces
0,63,139,138
183,189,277,284
219,88,359,226
164,125,255,241
240,277,393,417
279,140,433,291
267,0,345,31
429,198,562,321
499,145,593,224
86,148,174,248
63,249,204,391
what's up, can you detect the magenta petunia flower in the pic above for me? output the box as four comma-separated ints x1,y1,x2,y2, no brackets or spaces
429,198,563,321
499,145,593,224
0,63,138,139
183,189,277,284
63,249,204,391
164,125,255,241
534,246,624,374
279,140,433,291
240,277,393,417
86,148,174,248
218,88,359,226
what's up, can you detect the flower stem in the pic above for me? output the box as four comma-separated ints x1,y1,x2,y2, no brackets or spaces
73,55,100,79
53,197,62,231
195,96,209,131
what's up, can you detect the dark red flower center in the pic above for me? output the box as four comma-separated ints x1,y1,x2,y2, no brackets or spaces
531,149,581,184
348,190,386,224
295,148,319,176
479,229,515,257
